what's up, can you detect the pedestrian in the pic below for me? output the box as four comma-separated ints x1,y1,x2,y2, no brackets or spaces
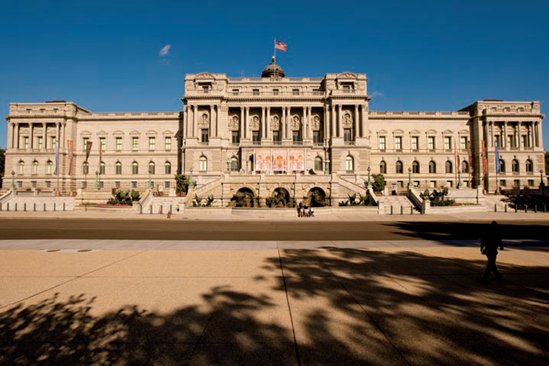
297,202,302,218
479,221,504,284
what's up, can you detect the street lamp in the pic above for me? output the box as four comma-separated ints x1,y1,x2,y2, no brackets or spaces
408,167,412,188
11,171,15,190
367,166,372,188
148,167,152,189
458,166,462,189
95,171,99,189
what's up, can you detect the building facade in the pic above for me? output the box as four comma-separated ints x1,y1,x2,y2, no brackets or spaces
2,58,546,205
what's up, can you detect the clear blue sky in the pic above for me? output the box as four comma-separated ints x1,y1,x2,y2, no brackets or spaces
1,0,548,149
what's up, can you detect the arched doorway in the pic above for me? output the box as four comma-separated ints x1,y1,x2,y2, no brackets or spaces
267,187,295,208
306,187,327,207
229,187,256,207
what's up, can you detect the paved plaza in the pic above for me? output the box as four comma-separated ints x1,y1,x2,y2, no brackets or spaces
0,212,548,365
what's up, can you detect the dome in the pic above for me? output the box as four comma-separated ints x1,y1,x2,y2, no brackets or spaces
261,56,285,78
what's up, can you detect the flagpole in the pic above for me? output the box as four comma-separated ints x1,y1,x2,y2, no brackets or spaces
274,38,276,60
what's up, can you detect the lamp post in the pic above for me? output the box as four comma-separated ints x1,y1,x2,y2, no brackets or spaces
541,169,546,197
458,168,462,189
367,166,372,188
408,167,412,188
95,171,99,189
11,171,15,190
148,167,152,189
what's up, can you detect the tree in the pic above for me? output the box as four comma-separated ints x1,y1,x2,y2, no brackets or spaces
174,174,195,194
370,174,386,192
0,148,5,189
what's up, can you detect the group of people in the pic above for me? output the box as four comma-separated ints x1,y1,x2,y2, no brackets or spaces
297,203,314,217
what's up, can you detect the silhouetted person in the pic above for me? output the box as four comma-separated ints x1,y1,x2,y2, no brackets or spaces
480,221,504,284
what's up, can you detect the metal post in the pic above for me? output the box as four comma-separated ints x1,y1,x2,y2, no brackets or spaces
139,204,143,214
525,206,528,213
23,203,26,212
505,204,508,213
169,205,172,214
515,205,518,213
535,205,537,213
33,203,36,212
408,167,412,188
53,203,56,211
494,204,497,213
15,203,18,211
160,205,163,214
367,167,371,188
6,203,9,212
150,205,152,214
63,202,66,211
11,171,15,190
390,206,393,215
44,203,46,211
400,205,403,215
411,206,414,215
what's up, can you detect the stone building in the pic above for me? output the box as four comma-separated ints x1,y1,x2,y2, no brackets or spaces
1,57,545,205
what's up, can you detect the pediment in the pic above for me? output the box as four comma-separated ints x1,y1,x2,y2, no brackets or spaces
81,130,92,137
129,130,141,136
338,72,357,79
377,129,388,134
146,130,158,135
97,130,108,136
410,129,421,135
458,129,469,134
426,129,437,134
442,129,453,134
163,130,174,136
113,130,125,136
393,129,404,134
195,72,215,79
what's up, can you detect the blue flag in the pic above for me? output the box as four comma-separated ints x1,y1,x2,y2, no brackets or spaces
53,139,59,176
495,139,500,174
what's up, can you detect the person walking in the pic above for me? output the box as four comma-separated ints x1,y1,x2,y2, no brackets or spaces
479,221,504,284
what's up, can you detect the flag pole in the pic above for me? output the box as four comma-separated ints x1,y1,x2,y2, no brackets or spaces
274,38,276,60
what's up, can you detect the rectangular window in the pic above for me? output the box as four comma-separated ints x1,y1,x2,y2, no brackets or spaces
132,137,139,150
292,131,300,143
343,84,351,90
201,129,209,143
149,137,156,151
292,89,299,95
413,181,420,187
82,137,89,151
522,135,528,148
273,131,280,142
232,89,239,95
115,164,122,175
252,131,260,144
50,137,56,149
446,181,453,187
395,136,402,150
24,137,29,149
273,89,279,95
116,137,123,151
379,136,386,150
344,129,352,142
232,131,240,144
32,181,37,188
514,180,520,188
444,136,452,150
45,181,51,188
253,89,260,96
500,180,506,187
100,137,106,152
100,164,105,175
37,137,43,149
132,181,137,189
313,131,321,144
115,181,120,188
430,181,437,188
460,136,468,150
528,179,534,186
411,136,419,150
428,136,436,150
202,85,209,93
165,137,171,151
165,181,171,188
99,181,104,189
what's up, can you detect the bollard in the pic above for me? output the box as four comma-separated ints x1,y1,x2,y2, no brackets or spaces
0,203,2,212
159,206,163,215
6,203,9,212
390,206,393,215
43,203,46,211
15,203,18,211
169,205,172,214
505,204,508,213
400,205,403,215
53,203,56,211
421,205,425,215
33,203,36,212
63,202,66,211
411,206,414,215
525,206,528,213
544,204,547,213
535,205,537,213
515,205,518,213
494,204,497,213
139,204,143,214
150,205,153,214
23,203,26,212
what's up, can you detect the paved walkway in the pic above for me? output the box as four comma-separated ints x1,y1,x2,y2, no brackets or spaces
1,238,548,365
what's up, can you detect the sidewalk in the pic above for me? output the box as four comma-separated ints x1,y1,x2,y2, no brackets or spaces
1,239,548,365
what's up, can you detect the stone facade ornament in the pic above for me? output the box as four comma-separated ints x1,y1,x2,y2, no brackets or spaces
291,115,301,130
198,113,209,127
343,112,353,127
312,115,321,130
229,115,239,130
271,115,280,130
250,115,260,130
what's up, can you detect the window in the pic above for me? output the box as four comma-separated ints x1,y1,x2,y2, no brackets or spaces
292,131,300,143
82,162,89,175
292,89,299,95
37,136,43,149
132,181,137,189
313,131,321,144
428,136,436,151
24,137,29,149
132,137,139,150
165,137,171,151
446,181,453,187
430,181,437,187
83,137,89,151
413,181,420,187
461,161,469,173
165,181,171,188
252,131,260,144
314,156,323,171
116,137,123,151
345,155,354,171
412,161,420,174
47,160,53,174
525,159,533,172
46,181,51,188
514,179,520,188
395,136,402,150
512,159,519,173
201,129,209,143
500,160,506,173
32,161,39,174
379,136,386,151
100,137,106,152
165,161,171,175
132,162,139,175
273,131,280,143
253,89,260,96
115,181,121,189
460,136,468,150
18,160,25,174
444,136,452,150
232,131,240,144
232,89,239,95
100,162,106,175
50,137,56,149
149,137,156,151
522,135,528,148
500,180,506,187
445,161,453,173
273,89,279,95
32,181,37,188
396,160,403,174
528,179,534,186
202,85,209,93
199,156,208,171
116,162,122,175
148,162,155,175
411,136,419,150
429,161,436,174
344,129,352,142
230,157,239,171
380,160,387,174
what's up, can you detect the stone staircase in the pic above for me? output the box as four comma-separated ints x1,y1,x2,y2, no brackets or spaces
378,195,417,215
483,195,508,212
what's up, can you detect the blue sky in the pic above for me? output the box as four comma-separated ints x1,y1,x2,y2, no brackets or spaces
1,0,548,149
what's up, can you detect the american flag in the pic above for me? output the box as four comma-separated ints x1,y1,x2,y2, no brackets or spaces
275,40,288,52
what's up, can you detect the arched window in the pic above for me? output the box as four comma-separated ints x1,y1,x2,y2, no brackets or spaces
380,160,387,174
429,161,436,174
500,160,506,173
345,155,354,171
132,161,139,175
314,156,323,171
32,160,39,174
18,160,25,174
199,156,208,171
512,159,519,173
525,159,533,172
47,160,53,174
115,162,122,175
445,161,453,174
461,161,469,173
412,161,420,174
395,160,403,174
100,161,106,175
82,162,89,175
149,162,155,175
230,157,239,172
165,161,171,175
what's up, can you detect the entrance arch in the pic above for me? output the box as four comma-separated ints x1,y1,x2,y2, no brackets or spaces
230,187,256,207
267,187,294,208
306,187,327,207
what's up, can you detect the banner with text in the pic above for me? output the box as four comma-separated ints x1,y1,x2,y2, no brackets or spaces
255,149,272,172
289,149,305,172
272,149,287,172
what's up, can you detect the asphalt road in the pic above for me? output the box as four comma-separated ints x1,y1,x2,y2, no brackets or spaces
1,218,548,241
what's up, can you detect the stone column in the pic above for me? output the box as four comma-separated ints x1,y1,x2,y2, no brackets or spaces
282,107,286,139
266,107,271,139
62,123,66,148
490,121,494,148
43,123,48,150
261,107,266,139
331,104,335,139
534,122,539,147
308,106,312,140
193,105,198,138
354,104,359,140
209,105,214,138
240,106,244,139
286,107,291,139
29,122,34,150
302,106,307,140
518,121,522,150
245,106,250,139
503,122,508,149
361,104,367,138
14,123,19,149
337,104,343,138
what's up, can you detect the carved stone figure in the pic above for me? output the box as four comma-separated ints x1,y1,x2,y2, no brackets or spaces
343,113,353,127
229,115,239,130
271,115,280,130
291,115,301,130
251,115,260,130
